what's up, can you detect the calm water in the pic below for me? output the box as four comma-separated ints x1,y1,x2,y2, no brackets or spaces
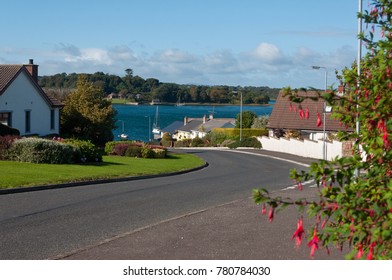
113,103,274,142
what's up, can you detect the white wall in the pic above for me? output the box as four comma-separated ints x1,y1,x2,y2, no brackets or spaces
0,71,60,135
258,136,343,160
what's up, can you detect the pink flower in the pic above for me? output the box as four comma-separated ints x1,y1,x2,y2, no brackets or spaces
299,108,305,119
268,207,274,223
366,243,376,260
292,218,305,248
316,113,322,127
356,244,364,259
308,229,319,258
305,108,309,119
297,181,303,191
261,204,267,215
289,104,293,111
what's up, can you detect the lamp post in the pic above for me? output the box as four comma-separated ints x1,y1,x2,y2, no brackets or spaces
240,91,243,141
312,66,327,160
145,116,151,142
355,0,362,177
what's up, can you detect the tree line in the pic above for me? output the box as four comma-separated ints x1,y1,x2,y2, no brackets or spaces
38,70,279,104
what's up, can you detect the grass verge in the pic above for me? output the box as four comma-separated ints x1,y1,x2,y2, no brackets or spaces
0,153,205,189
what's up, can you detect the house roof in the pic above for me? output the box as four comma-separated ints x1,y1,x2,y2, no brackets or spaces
176,118,235,133
161,121,183,135
0,64,63,107
267,90,352,132
177,119,203,132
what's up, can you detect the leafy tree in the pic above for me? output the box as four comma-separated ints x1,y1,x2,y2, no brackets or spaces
235,110,257,128
61,75,117,146
254,0,392,259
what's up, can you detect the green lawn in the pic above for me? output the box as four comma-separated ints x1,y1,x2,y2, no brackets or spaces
0,153,205,189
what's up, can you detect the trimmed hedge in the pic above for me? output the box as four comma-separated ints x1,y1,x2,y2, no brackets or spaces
212,128,268,138
9,138,76,164
227,137,262,149
63,139,102,162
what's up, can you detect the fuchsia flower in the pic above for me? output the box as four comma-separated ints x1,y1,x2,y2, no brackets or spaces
356,244,364,259
261,204,267,215
316,113,322,127
367,243,376,260
299,108,305,119
292,218,305,248
268,207,274,223
308,229,319,258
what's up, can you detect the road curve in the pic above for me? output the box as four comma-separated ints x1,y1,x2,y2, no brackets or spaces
0,149,307,259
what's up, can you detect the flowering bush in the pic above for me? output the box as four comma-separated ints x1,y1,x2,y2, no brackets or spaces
9,138,76,164
62,139,102,163
254,0,391,259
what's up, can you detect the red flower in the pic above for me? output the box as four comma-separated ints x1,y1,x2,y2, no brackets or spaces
356,244,364,259
292,218,305,248
316,113,322,127
299,108,305,119
268,207,274,223
308,228,319,258
261,204,267,215
367,243,376,260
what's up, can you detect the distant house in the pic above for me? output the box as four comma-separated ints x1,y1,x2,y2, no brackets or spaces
166,115,235,140
0,59,63,136
260,88,353,160
267,89,351,140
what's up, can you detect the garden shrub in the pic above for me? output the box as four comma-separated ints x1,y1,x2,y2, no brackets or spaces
63,139,102,162
125,145,142,157
0,135,20,160
213,128,268,138
191,137,204,147
111,143,130,156
227,137,262,149
141,145,155,158
174,139,192,148
9,138,76,164
152,148,166,158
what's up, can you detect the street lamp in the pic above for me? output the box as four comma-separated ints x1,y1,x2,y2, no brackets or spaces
240,91,243,141
312,65,328,160
144,116,151,142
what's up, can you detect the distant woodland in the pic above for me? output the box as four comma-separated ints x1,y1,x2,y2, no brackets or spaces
39,69,280,104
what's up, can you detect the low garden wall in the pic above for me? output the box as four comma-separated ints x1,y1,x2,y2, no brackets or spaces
257,136,344,160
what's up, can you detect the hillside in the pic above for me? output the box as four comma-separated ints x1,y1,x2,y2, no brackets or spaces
39,71,280,105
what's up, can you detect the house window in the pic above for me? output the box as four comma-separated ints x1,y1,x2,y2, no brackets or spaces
25,110,31,133
50,109,55,130
0,112,12,126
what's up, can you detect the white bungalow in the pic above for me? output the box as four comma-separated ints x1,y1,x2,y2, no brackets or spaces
0,59,63,136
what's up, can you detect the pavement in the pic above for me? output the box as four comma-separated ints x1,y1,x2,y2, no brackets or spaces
58,149,347,260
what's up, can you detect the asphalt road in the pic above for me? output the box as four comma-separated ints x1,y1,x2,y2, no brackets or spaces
0,149,308,260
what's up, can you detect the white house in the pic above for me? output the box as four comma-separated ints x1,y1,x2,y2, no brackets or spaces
0,59,63,136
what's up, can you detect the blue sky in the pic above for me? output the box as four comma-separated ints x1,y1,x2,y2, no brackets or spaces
1,0,362,88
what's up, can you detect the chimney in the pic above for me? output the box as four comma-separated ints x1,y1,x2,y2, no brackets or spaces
184,116,188,126
337,85,345,96
24,59,38,82
203,115,207,124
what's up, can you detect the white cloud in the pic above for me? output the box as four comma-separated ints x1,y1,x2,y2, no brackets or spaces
253,42,284,62
1,41,356,88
